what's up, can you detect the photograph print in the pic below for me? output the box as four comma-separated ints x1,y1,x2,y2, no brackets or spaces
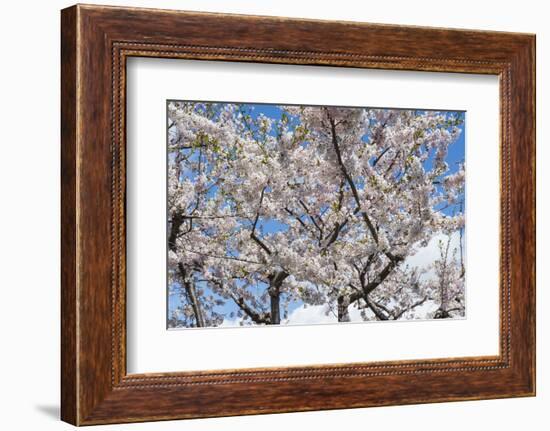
167,101,466,329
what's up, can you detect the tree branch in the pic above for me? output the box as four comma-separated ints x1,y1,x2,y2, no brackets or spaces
298,199,324,241
363,254,404,295
372,146,390,167
322,218,350,251
393,295,429,320
230,293,271,324
177,262,205,327
326,109,379,244
285,207,321,244
364,295,389,320
250,186,273,255
168,212,185,250
182,248,264,265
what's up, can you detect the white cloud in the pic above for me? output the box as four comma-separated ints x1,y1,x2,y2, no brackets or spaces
218,315,243,327
404,231,463,281
347,303,371,321
285,304,337,325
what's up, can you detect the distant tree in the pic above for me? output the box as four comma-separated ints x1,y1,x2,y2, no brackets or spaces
431,234,466,319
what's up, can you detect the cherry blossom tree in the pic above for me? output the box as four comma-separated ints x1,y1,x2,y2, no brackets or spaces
430,233,466,319
167,101,465,328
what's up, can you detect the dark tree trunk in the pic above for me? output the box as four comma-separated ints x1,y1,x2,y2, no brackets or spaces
365,294,389,321
169,210,205,328
337,296,350,322
346,254,404,314
168,212,184,250
434,308,451,319
184,280,206,327
270,290,280,325
267,270,288,325
177,262,205,327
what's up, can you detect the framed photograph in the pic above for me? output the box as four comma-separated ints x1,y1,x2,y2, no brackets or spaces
61,4,535,425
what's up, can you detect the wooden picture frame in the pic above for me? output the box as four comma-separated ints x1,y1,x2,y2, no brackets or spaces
61,4,535,425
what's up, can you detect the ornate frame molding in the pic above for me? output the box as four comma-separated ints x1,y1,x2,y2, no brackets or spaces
61,5,535,425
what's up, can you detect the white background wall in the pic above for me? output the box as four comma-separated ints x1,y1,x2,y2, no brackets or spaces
0,1,546,429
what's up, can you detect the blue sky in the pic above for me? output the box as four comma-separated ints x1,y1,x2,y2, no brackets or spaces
168,103,465,327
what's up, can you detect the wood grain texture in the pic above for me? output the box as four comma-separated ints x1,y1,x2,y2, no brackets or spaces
60,4,536,425
60,5,78,425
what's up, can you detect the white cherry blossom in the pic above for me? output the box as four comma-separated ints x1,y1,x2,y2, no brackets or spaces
167,102,465,328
